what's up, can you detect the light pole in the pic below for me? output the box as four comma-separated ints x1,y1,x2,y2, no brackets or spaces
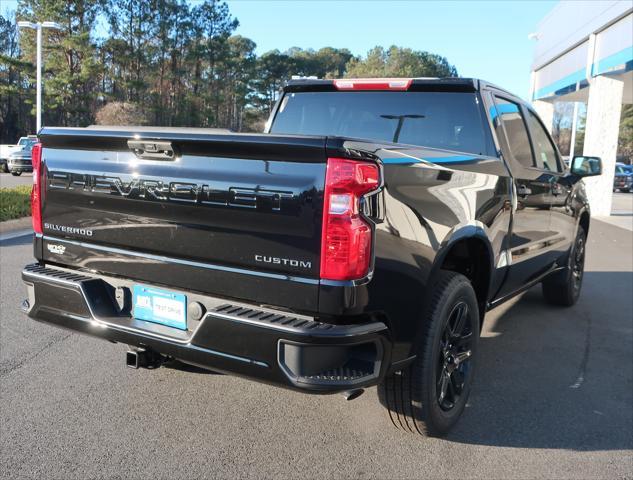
17,20,62,133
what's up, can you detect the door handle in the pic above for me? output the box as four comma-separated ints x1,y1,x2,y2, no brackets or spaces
517,184,532,196
128,140,177,160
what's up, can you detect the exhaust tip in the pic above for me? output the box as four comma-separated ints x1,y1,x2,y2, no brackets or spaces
20,299,30,313
342,389,364,401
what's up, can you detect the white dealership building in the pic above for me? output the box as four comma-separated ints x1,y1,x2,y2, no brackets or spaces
530,0,632,215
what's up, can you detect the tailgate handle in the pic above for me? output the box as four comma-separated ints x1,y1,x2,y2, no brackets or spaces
127,140,176,160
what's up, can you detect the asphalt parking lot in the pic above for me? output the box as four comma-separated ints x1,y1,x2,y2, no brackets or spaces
0,172,33,189
1,206,631,478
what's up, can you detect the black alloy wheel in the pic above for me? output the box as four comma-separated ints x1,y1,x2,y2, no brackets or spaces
436,301,474,411
378,270,479,436
542,224,587,307
570,233,585,297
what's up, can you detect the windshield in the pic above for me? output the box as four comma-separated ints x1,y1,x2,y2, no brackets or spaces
616,165,632,174
18,138,36,148
270,91,495,156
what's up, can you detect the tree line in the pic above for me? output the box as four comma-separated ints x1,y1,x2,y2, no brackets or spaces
0,0,458,142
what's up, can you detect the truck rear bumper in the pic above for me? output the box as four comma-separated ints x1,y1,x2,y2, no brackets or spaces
22,263,390,393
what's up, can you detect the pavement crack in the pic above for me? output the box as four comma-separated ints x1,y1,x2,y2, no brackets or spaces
569,310,592,389
0,332,74,377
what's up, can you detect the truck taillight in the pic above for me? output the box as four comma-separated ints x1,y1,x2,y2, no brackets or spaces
320,158,380,281
31,142,43,234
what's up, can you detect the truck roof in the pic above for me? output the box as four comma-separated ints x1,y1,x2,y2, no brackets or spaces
284,77,518,98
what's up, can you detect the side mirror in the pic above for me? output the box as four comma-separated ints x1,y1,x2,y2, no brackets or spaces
570,156,602,177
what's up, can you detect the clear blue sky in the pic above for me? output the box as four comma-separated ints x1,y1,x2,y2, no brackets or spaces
225,0,557,99
5,0,558,100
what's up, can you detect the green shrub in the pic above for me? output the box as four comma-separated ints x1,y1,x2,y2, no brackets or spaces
0,185,32,221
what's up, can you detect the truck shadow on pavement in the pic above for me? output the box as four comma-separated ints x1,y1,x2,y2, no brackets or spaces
444,271,633,451
0,235,32,248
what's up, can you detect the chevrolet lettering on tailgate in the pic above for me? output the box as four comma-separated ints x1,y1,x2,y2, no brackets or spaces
48,172,294,210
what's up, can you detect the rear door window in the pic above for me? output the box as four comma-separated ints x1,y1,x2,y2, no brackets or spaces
271,91,495,156
493,97,534,168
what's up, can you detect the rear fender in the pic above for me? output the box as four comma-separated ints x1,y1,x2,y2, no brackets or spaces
429,222,496,310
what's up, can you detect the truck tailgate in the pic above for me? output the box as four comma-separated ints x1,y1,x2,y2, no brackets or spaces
37,127,327,312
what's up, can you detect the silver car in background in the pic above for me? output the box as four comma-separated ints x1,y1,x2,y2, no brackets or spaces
7,138,37,176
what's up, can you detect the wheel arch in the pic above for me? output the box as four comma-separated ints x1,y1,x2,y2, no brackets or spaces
579,209,590,235
431,226,495,328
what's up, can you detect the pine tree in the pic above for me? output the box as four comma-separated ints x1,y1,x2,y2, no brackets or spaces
0,11,35,139
3,0,464,138
17,0,102,127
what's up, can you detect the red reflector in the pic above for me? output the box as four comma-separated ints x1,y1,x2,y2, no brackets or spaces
320,158,380,281
333,78,412,91
30,143,43,234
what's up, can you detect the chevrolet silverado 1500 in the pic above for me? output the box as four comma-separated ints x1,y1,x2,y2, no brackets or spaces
21,77,602,436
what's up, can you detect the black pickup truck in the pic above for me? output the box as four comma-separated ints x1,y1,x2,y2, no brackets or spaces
22,77,602,436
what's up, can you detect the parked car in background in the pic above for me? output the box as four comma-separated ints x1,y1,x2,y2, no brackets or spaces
614,163,632,192
7,140,37,176
1,144,21,172
1,135,37,173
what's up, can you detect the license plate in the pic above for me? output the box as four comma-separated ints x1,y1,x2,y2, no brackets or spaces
133,285,187,330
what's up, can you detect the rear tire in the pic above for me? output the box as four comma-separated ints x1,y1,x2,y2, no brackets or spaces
542,225,586,307
11,171,21,176
378,270,479,437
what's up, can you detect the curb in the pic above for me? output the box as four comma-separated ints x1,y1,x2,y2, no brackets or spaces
0,216,32,235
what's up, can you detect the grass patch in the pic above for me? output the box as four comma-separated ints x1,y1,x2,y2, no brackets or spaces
0,185,32,221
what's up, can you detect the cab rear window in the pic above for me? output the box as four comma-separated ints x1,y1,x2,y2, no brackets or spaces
270,91,495,156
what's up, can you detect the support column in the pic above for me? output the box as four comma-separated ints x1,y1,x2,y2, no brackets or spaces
582,75,624,216
569,102,579,159
532,100,555,133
